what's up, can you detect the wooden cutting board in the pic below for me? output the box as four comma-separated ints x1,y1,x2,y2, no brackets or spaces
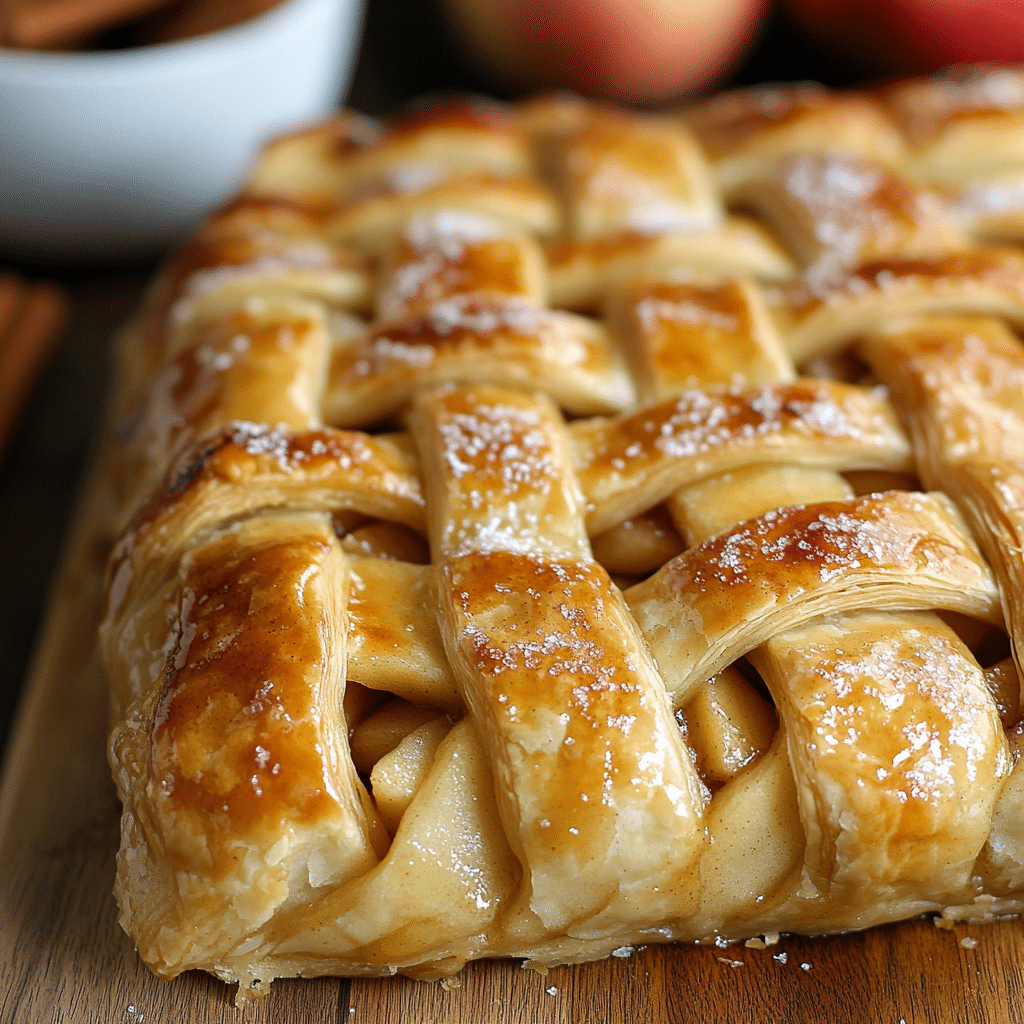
2,457,1024,1024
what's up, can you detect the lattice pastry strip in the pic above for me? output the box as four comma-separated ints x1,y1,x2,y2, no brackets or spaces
682,83,908,194
684,66,1024,192
324,289,634,425
732,152,966,274
861,313,1024,473
770,247,1024,364
114,293,332,526
108,426,423,588
541,104,722,238
606,277,793,403
411,384,706,936
881,67,1024,183
571,377,911,535
537,96,795,309
749,610,1009,931
545,218,793,310
373,209,548,322
114,197,373,413
312,99,537,196
861,315,1024,711
109,512,385,984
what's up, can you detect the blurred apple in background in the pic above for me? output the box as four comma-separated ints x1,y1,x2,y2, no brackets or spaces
439,0,1024,106
784,0,1024,74
441,0,772,103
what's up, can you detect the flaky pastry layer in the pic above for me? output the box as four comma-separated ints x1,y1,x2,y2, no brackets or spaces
101,66,1024,998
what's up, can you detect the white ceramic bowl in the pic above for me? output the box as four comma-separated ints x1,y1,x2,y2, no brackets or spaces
0,0,363,260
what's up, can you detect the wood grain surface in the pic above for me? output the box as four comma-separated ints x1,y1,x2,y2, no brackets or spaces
2,435,1024,1024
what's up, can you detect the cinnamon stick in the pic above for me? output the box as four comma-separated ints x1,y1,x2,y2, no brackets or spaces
0,275,68,455
135,0,282,44
0,0,174,48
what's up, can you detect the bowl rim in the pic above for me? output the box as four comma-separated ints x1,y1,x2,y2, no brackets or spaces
0,0,360,73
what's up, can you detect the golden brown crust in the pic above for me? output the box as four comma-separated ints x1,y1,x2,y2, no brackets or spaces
100,66,1024,997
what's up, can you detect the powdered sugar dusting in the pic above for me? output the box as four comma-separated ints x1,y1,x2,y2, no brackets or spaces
436,401,558,490
426,294,544,337
405,209,504,255
653,492,988,612
581,381,892,475
635,295,739,334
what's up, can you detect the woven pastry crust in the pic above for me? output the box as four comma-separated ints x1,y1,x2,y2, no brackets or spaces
100,65,1024,997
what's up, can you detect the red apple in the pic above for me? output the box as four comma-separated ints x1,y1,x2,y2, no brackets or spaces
784,0,1024,73
442,0,772,103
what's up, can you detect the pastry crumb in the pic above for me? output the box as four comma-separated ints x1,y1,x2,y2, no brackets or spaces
960,937,978,949
717,957,745,968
